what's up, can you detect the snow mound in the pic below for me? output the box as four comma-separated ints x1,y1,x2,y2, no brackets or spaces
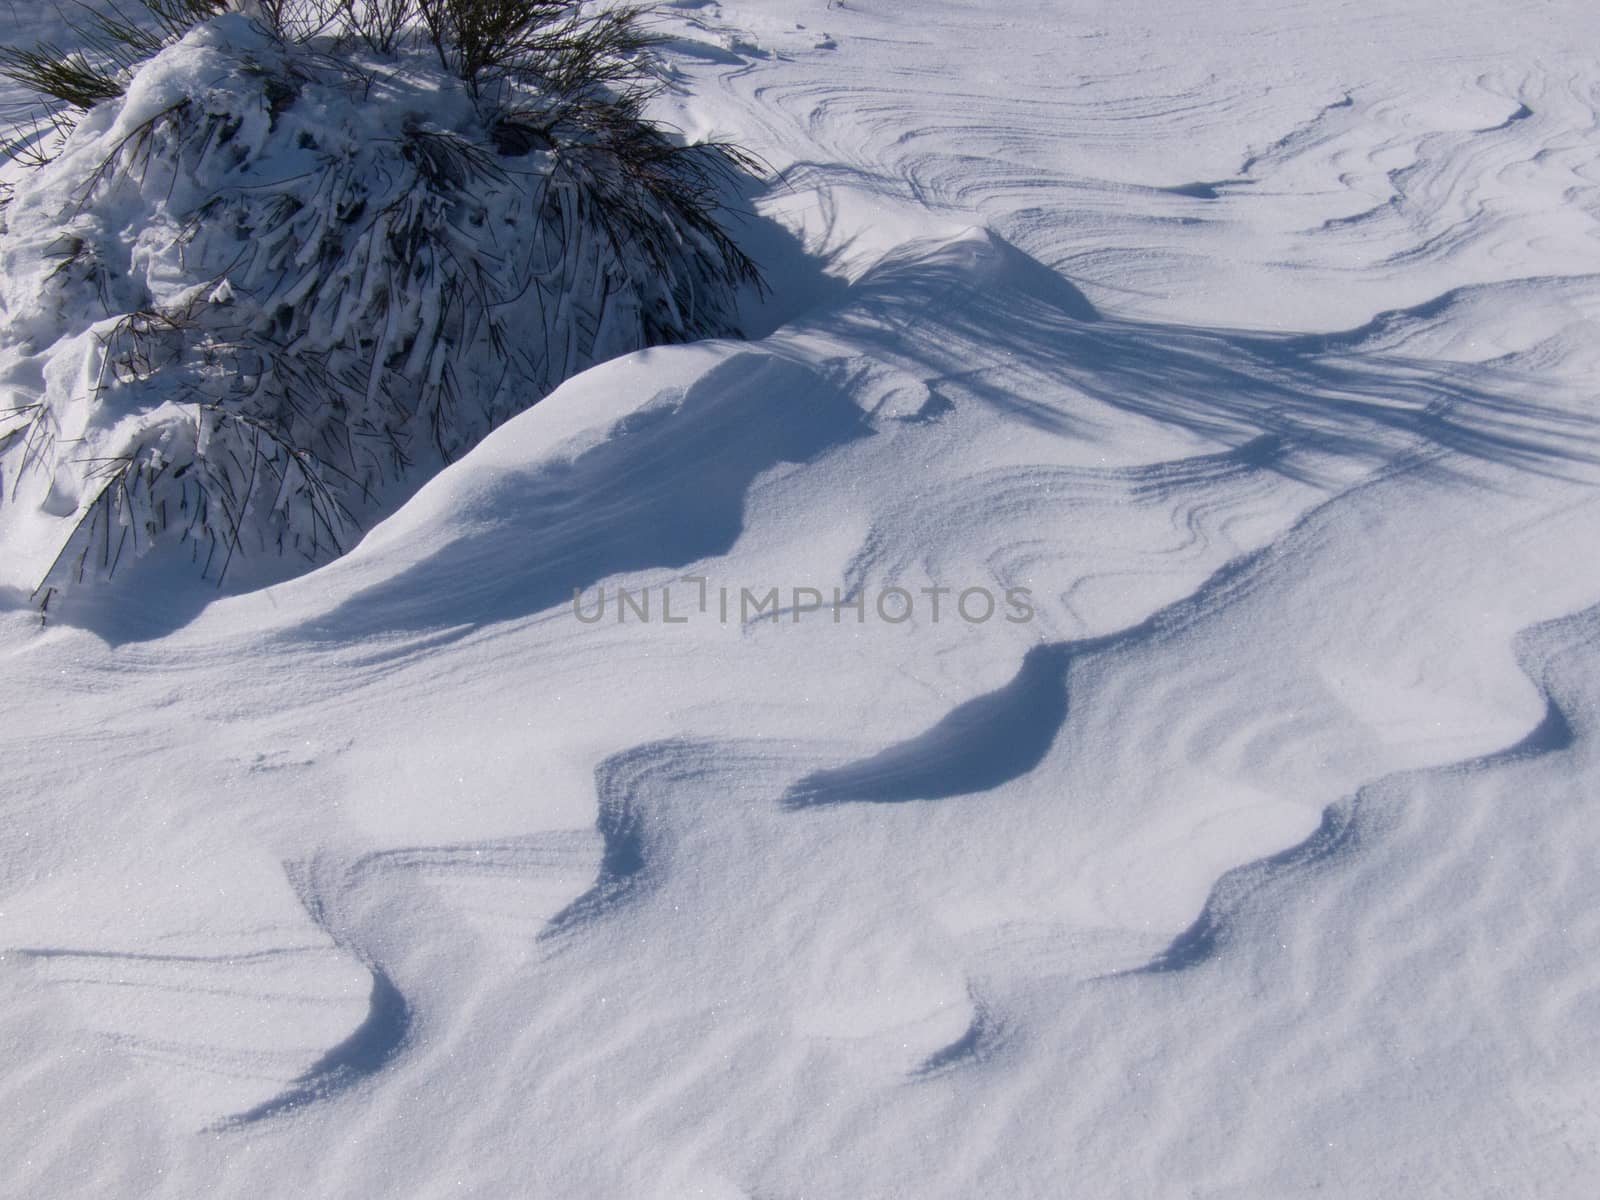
0,12,756,601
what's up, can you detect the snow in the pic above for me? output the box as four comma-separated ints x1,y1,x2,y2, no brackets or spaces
0,10,754,601
4,0,1600,1195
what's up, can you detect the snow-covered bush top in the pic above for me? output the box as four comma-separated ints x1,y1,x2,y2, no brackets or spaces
0,7,759,602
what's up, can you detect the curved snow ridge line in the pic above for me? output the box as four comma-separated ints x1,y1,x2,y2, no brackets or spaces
832,432,1292,611
1237,93,1359,175
873,436,1289,521
1127,602,1592,978
780,544,1281,810
776,60,1597,309
216,967,409,1127
212,828,621,1127
723,82,1248,225
212,855,417,1128
688,5,1600,338
10,931,382,1129
778,453,1423,811
1132,802,1365,974
783,521,1305,811
1124,434,1289,496
540,743,676,938
783,642,1072,808
778,411,1581,817
879,602,1595,1097
713,46,1246,186
284,351,873,642
912,990,1010,1079
1264,75,1600,275
824,434,1295,624
538,737,812,941
721,30,1396,190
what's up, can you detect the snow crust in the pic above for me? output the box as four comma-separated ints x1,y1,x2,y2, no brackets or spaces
4,0,1600,1195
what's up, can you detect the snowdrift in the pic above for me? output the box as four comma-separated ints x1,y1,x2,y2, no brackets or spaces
6,0,1600,1196
0,11,757,601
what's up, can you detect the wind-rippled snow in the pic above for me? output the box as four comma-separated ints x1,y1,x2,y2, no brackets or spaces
3,1,1599,1195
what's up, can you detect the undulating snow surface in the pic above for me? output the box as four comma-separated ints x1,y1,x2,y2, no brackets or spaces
4,1,1600,1195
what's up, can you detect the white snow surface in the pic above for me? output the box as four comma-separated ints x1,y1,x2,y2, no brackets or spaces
4,1,1600,1195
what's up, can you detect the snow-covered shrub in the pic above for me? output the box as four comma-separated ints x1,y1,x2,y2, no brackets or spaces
0,2,760,602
